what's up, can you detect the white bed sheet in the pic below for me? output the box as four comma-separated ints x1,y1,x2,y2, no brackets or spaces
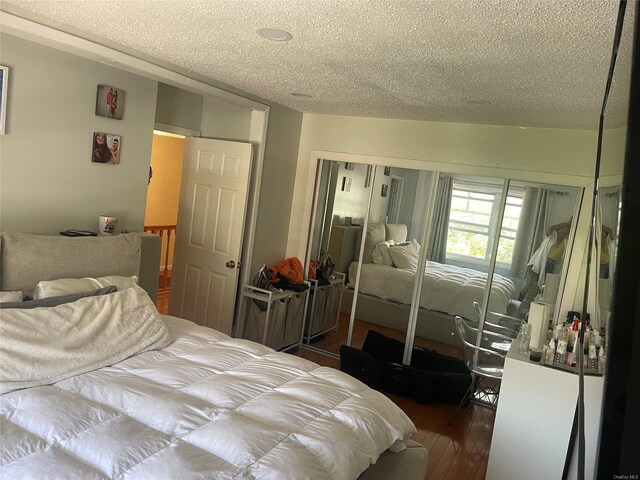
348,261,517,320
0,315,415,480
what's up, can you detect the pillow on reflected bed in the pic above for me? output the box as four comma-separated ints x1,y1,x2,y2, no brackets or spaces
33,275,138,299
0,286,117,309
389,239,421,270
372,240,395,266
0,291,23,303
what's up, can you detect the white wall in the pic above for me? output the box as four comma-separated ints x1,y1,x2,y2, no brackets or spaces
331,163,371,225
287,113,602,260
0,34,158,234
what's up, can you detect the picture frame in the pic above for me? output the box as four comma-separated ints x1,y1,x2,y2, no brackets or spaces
384,166,391,176
0,65,8,135
342,176,352,192
95,84,125,120
381,184,389,197
345,162,355,171
91,132,121,165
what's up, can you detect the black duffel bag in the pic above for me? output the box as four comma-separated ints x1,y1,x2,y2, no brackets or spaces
339,330,471,405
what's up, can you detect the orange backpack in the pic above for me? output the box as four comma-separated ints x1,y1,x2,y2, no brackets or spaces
308,259,319,280
276,257,304,284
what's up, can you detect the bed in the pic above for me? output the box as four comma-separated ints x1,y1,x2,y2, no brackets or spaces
0,232,427,479
348,261,516,321
338,223,517,345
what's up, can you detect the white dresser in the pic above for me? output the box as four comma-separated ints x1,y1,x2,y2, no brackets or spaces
486,339,604,480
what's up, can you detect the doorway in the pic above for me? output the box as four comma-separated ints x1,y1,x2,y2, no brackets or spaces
144,131,185,314
386,175,404,224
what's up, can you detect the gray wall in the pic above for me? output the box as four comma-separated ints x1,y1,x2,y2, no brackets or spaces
200,95,252,140
0,34,158,234
155,83,203,131
0,34,304,281
251,103,303,273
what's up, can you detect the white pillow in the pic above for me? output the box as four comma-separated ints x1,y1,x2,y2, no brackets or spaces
0,291,23,303
33,275,139,299
372,240,396,266
389,239,421,270
385,224,408,244
355,223,386,264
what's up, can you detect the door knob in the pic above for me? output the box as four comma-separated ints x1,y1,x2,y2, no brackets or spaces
225,260,236,269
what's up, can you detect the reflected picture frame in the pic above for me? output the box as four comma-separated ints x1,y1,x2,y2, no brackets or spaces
0,65,8,135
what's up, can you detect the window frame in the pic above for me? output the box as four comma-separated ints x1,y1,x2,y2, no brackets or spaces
445,180,524,268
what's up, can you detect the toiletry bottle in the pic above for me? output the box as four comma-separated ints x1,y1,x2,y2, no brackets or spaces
556,329,568,365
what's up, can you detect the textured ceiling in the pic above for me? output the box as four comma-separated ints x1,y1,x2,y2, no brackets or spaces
1,0,626,128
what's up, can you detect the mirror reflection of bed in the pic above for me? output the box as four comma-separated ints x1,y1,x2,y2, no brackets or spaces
306,159,582,362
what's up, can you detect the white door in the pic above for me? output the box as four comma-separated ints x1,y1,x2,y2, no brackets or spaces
169,137,252,334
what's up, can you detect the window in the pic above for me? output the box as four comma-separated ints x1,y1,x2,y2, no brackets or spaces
446,181,523,266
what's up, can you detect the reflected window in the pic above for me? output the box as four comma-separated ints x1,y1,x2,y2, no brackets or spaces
446,180,523,267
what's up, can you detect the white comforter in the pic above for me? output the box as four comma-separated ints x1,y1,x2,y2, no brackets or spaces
0,286,171,394
349,261,517,320
0,316,415,479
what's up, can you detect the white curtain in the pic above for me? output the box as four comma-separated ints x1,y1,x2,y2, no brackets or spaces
510,186,549,277
427,175,453,263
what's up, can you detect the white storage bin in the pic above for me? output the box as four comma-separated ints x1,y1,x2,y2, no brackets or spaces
244,299,286,350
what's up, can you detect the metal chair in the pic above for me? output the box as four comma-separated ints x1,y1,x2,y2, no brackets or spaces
459,316,513,353
449,316,507,423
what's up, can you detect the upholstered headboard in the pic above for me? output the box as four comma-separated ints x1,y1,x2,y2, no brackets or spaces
0,232,161,302
353,223,409,264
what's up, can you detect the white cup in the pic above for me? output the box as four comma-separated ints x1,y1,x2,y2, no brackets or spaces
98,215,118,235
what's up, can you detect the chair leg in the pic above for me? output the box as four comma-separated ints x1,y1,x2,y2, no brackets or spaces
448,374,476,426
472,376,501,409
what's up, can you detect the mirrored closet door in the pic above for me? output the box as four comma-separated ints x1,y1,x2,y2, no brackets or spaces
306,161,586,366
350,167,436,360
483,181,582,352
305,160,372,356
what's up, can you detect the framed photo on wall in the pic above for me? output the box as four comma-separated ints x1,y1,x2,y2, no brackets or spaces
0,65,8,135
342,176,352,192
95,84,125,120
381,184,388,197
384,166,391,176
92,132,121,164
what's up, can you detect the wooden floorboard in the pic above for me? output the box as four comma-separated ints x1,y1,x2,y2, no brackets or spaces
155,287,494,480
295,314,495,480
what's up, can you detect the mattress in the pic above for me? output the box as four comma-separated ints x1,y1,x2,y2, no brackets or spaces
348,260,517,320
0,315,416,479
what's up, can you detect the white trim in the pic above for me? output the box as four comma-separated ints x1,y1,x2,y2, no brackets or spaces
403,172,440,364
0,12,268,111
154,122,200,138
0,65,7,135
309,150,594,186
298,148,595,270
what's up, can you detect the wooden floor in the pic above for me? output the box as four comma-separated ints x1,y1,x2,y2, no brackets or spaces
296,316,495,480
154,285,495,480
